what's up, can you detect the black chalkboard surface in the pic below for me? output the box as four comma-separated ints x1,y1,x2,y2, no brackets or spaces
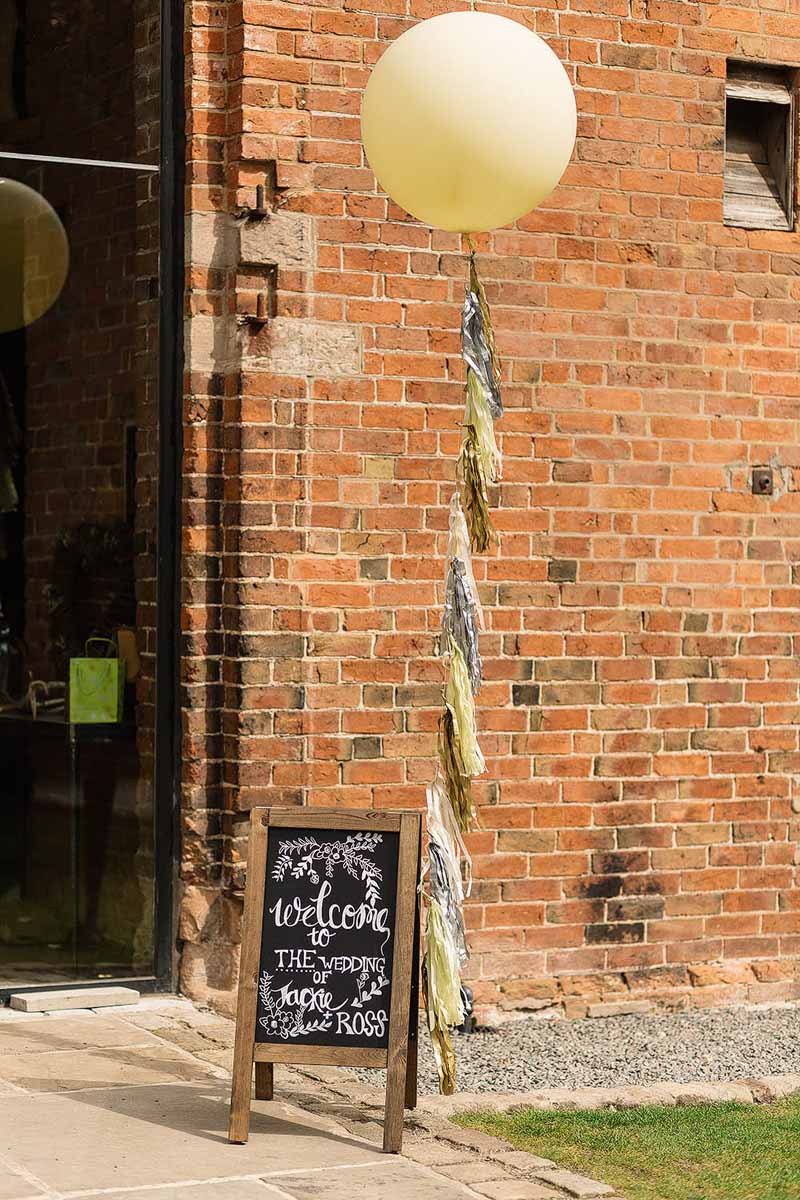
229,807,421,1154
256,827,399,1049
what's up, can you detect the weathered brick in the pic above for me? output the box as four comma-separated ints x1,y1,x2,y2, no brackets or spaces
548,559,578,583
586,922,646,945
512,684,541,707
352,735,383,759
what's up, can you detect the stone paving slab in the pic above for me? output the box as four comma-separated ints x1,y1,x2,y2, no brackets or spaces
0,1043,214,1092
471,1181,560,1200
0,1169,47,1200
0,1014,164,1057
536,1170,616,1198
104,1184,275,1200
267,1161,481,1199
113,1002,620,1199
0,1083,387,1193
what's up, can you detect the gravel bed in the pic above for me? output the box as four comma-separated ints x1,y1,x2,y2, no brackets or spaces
352,1004,800,1094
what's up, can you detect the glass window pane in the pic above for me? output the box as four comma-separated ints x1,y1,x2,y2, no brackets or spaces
0,0,159,167
0,155,159,985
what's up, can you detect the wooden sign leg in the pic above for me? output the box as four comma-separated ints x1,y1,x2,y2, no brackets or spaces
228,1052,253,1144
404,1026,418,1111
383,814,419,1153
229,811,270,1145
255,1061,274,1101
404,828,421,1112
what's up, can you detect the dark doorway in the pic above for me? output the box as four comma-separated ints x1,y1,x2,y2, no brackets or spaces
0,0,180,992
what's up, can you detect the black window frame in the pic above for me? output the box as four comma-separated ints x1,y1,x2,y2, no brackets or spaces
0,0,184,1003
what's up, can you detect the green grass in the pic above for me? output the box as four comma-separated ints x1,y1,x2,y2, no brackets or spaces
455,1098,800,1200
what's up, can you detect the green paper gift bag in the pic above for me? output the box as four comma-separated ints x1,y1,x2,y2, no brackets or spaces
69,637,124,724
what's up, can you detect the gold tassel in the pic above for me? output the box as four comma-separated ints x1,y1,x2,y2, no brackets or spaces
430,1023,456,1095
469,250,502,399
466,368,502,484
445,638,485,777
457,425,496,554
438,706,474,833
424,898,465,1094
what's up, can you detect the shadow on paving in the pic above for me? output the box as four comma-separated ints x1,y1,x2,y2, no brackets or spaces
0,1082,390,1194
33,1080,379,1150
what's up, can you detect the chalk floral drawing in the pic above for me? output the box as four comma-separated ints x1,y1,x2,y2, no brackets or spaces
257,972,333,1039
272,832,383,907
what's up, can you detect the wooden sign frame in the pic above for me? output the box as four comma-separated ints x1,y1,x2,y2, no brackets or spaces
228,807,422,1153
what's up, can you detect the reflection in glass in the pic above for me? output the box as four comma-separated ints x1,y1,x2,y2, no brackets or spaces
0,179,69,333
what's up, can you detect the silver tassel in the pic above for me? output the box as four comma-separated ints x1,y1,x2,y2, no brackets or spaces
442,558,482,695
428,838,469,968
461,289,503,419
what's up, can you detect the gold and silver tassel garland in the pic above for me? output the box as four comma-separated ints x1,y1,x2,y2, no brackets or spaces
423,246,504,1094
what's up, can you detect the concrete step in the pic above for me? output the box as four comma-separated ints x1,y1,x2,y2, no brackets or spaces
9,986,141,1013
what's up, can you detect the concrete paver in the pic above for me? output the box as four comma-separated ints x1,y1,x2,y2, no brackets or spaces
10,987,140,1013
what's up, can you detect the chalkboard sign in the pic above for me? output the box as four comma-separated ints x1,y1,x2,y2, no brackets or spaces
257,827,399,1048
228,808,421,1154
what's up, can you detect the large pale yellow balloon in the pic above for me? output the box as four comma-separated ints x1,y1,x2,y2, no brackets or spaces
0,178,69,333
362,12,577,233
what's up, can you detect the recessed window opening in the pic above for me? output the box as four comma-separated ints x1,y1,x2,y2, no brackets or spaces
724,62,796,231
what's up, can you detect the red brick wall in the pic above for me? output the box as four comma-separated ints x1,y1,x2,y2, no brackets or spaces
180,0,800,1018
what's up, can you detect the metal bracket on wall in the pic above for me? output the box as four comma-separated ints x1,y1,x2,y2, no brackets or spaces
246,292,271,326
242,262,278,328
752,467,774,496
245,163,281,220
249,183,270,220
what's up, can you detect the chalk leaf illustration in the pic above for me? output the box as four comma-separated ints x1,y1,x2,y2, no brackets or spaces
351,967,390,1009
272,833,383,906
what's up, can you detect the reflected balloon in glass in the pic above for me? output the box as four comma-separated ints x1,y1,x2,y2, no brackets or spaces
0,178,69,333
